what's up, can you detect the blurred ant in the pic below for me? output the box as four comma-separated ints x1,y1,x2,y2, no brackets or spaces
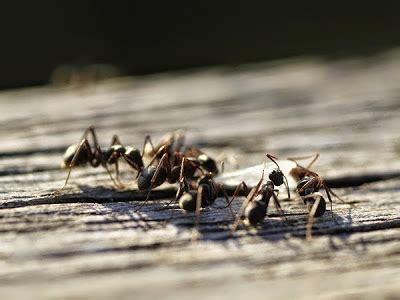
288,153,345,240
231,154,291,229
54,126,145,195
144,131,221,175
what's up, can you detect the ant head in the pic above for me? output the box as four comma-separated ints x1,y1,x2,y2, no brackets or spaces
266,153,291,199
269,169,284,186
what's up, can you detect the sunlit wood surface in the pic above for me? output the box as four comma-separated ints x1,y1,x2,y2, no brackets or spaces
0,53,399,299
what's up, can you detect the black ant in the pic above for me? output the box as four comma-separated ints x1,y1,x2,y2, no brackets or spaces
134,134,222,211
231,154,291,229
175,170,234,239
289,153,345,240
55,126,146,194
134,153,203,210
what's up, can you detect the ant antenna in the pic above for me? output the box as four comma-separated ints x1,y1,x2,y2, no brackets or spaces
266,153,279,169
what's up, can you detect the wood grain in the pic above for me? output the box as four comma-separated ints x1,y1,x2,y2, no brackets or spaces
0,52,399,299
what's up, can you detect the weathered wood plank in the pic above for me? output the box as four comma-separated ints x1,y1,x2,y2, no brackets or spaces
0,53,400,299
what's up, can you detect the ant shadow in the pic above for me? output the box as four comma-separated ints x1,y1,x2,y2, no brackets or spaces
51,185,361,253
326,207,368,254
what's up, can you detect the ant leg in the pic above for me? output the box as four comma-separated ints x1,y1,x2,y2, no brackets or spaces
306,195,321,241
225,181,249,208
321,182,338,224
135,153,170,212
282,173,291,199
306,153,320,169
215,183,235,220
231,186,258,231
103,163,124,189
322,182,346,203
121,154,142,172
110,134,122,146
113,160,127,188
192,185,203,241
176,157,190,199
157,176,189,211
287,153,320,169
146,145,167,168
298,177,319,194
110,134,125,185
231,166,265,230
83,128,123,189
142,135,156,157
55,138,93,194
82,126,101,149
271,192,290,224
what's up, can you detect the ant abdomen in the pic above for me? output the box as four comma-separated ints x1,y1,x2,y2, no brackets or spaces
178,184,213,211
124,147,144,169
303,193,326,217
137,166,167,190
244,200,267,225
168,166,181,183
62,144,89,167
178,191,197,212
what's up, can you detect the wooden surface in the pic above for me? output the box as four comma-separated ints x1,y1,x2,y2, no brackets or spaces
0,53,400,299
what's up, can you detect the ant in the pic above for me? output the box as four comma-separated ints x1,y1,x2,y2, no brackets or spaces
134,133,222,211
231,154,291,229
55,126,145,194
288,153,345,240
144,131,221,176
175,170,234,239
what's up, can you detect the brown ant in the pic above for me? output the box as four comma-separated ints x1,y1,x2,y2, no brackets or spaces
55,126,146,194
231,154,291,229
144,131,221,176
288,153,345,240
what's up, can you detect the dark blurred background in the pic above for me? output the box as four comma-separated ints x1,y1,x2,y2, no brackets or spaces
1,1,400,89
